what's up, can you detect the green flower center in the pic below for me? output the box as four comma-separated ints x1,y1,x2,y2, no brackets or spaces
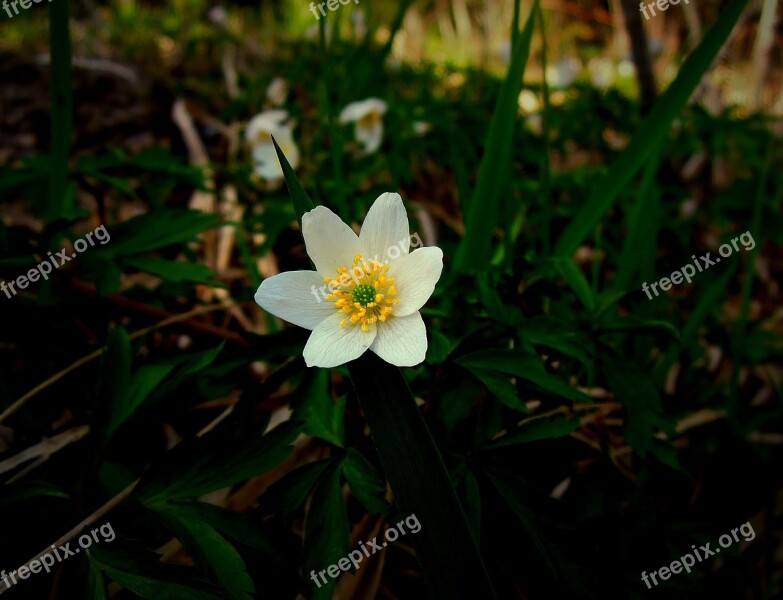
352,284,376,307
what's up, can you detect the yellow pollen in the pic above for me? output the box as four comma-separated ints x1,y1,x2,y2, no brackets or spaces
325,254,400,333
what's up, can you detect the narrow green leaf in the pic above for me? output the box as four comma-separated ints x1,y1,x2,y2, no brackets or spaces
554,0,751,257
120,256,222,287
550,257,596,312
348,352,497,599
136,421,302,504
456,349,592,404
454,1,538,271
297,369,345,447
304,467,350,600
484,413,580,449
468,367,529,413
261,459,337,515
342,448,390,515
272,137,315,228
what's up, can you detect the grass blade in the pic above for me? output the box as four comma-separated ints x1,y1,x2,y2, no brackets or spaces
554,0,750,257
454,1,538,271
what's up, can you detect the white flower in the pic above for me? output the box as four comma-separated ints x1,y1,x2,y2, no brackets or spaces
245,109,299,181
339,98,387,154
266,77,288,107
255,193,443,368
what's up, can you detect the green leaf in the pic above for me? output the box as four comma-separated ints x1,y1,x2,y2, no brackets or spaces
554,0,751,257
262,458,337,515
468,367,529,413
152,506,255,600
595,316,680,342
166,500,297,568
136,421,302,505
89,545,223,600
483,413,580,449
549,257,596,312
485,471,558,577
304,466,350,600
0,481,70,509
456,349,592,404
94,326,132,441
93,209,220,258
297,369,345,447
120,256,222,287
599,346,667,457
273,136,315,228
342,448,390,515
82,556,108,600
348,352,497,599
454,1,538,271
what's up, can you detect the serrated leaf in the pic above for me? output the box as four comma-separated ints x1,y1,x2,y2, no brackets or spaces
167,500,298,568
89,545,223,600
342,448,390,515
599,345,667,457
152,506,256,600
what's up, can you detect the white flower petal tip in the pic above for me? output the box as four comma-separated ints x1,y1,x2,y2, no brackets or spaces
359,192,409,260
257,193,442,368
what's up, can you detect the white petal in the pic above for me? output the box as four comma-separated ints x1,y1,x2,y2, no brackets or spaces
392,247,443,317
370,312,427,366
254,271,334,330
359,192,409,262
246,109,289,140
303,313,376,368
302,206,363,278
356,121,384,154
339,98,387,123
251,144,284,180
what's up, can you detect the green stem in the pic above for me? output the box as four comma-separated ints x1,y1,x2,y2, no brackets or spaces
348,352,497,599
48,0,73,223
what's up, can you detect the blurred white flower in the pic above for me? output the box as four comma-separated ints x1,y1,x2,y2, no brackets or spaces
352,8,367,39
587,57,617,90
546,57,582,89
339,98,388,154
266,77,288,107
413,121,432,136
255,193,443,367
245,109,299,182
